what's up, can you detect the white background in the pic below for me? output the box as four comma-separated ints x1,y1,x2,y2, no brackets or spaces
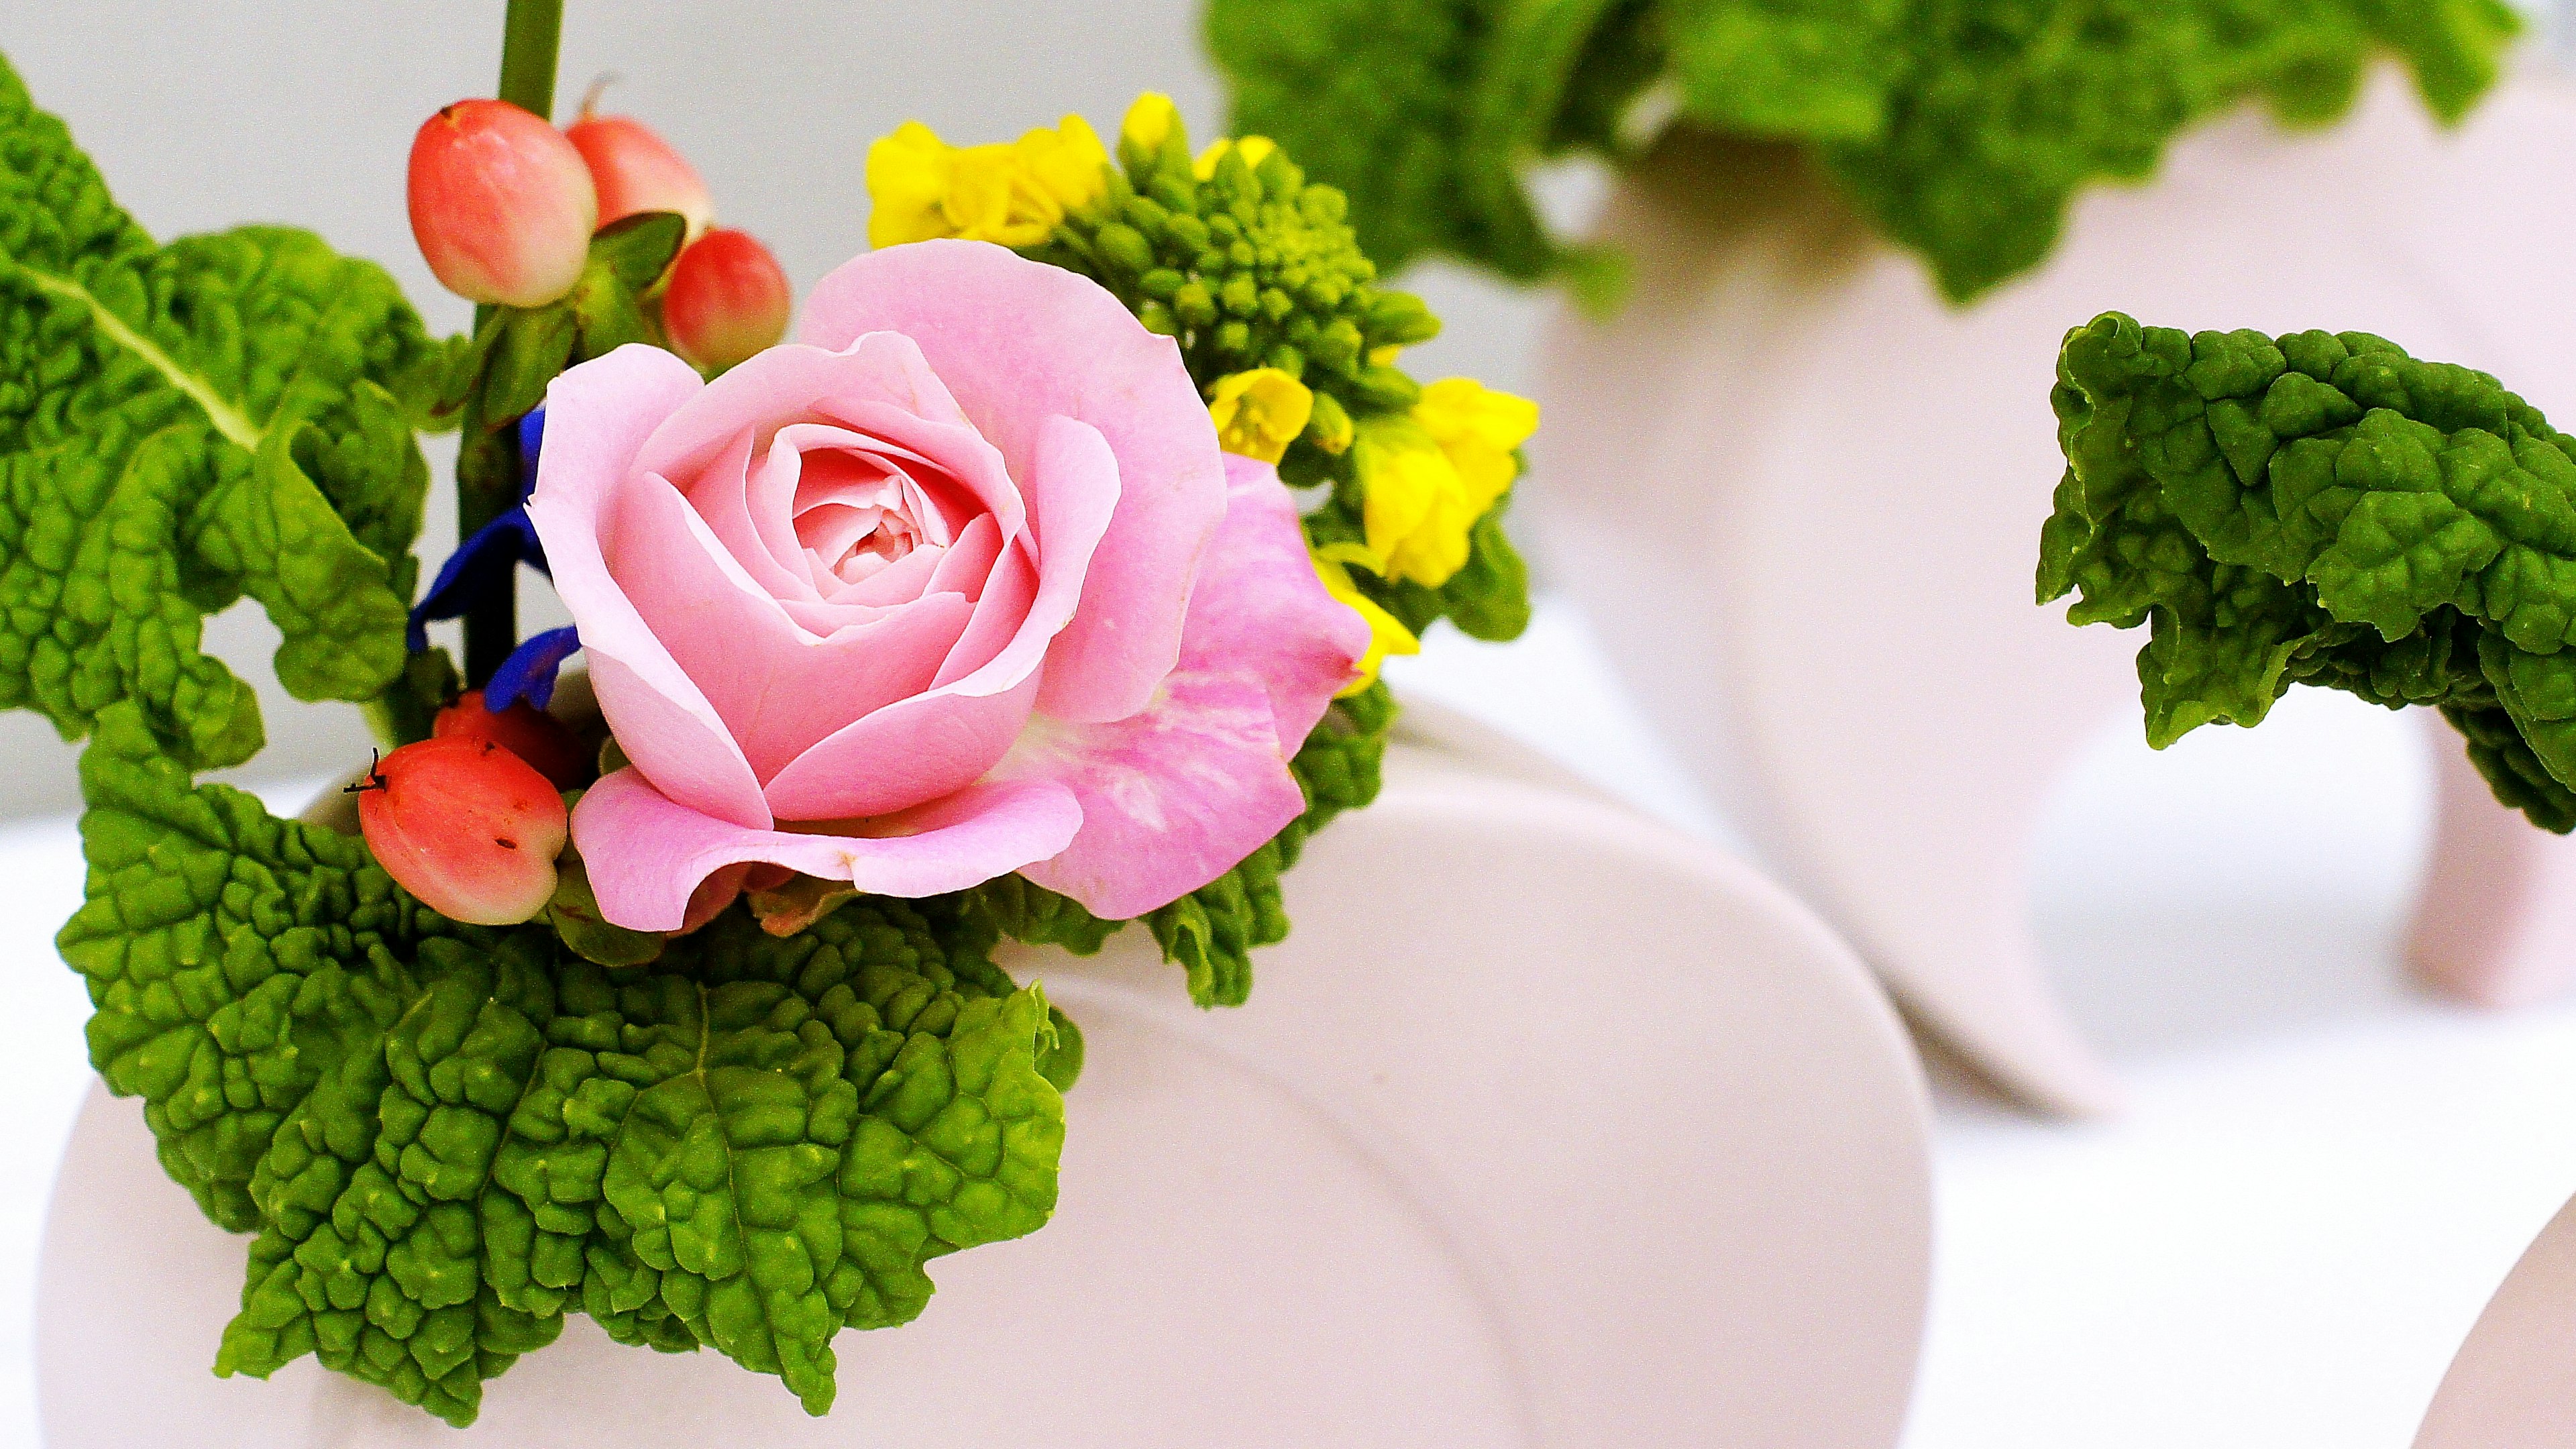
9,3,2576,1446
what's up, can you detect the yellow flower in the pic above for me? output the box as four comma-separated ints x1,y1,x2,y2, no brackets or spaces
1194,134,1279,180
1208,368,1313,464
1357,378,1538,588
1122,93,1182,157
1313,543,1419,696
1415,377,1540,497
866,115,1110,250
1356,423,1471,586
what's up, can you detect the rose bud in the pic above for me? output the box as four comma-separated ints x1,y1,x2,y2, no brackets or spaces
408,98,598,308
357,737,570,926
661,228,791,370
433,689,594,791
564,109,714,241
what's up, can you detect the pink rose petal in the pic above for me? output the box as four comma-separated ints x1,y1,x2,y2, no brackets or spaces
800,239,1225,724
636,331,971,484
923,512,1004,601
992,458,1370,919
529,345,771,831
1189,455,1371,744
760,413,1116,820
759,669,1044,821
1004,671,1308,920
608,470,975,781
575,765,1082,932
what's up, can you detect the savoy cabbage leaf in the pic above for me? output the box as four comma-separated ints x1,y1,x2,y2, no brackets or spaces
2039,313,2576,831
0,52,439,769
1211,0,2520,302
60,703,1064,1424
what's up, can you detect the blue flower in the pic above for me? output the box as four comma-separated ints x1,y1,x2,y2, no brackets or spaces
485,626,582,712
408,409,555,652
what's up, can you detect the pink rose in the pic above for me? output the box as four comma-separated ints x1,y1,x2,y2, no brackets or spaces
527,238,1368,931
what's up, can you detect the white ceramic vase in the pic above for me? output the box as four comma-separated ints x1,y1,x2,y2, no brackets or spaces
1529,63,2576,1114
34,700,1933,1448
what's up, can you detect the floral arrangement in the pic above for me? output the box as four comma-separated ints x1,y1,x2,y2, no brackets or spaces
2039,313,2576,829
1,4,1532,1426
1208,0,2523,303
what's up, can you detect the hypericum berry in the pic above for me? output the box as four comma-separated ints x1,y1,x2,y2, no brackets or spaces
356,738,569,926
433,689,592,790
661,228,791,370
565,109,714,242
408,99,598,308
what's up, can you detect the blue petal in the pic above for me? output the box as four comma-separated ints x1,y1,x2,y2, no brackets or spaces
517,406,546,502
485,627,582,712
406,506,550,652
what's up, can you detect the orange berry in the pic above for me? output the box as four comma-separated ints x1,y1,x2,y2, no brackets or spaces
662,228,791,370
407,99,597,307
358,737,568,925
566,111,714,242
433,690,593,791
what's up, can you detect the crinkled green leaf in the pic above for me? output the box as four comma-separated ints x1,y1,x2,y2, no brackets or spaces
60,705,1063,1425
1660,0,1910,140
1815,0,2518,303
1209,0,1528,276
0,54,438,767
959,873,1124,956
1212,0,2520,302
2039,312,2576,831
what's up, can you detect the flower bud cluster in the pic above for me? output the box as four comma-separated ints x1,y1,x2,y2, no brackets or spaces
1049,111,1438,419
407,91,788,372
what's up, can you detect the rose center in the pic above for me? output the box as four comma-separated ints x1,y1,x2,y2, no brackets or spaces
791,447,955,587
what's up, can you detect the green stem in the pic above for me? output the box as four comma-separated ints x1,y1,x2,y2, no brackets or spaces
461,0,566,686
496,0,564,120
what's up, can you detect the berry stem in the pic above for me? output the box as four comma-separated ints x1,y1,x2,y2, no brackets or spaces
462,0,566,686
497,0,564,122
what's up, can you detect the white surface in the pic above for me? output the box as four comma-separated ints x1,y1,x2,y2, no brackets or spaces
34,720,1930,1448
0,599,2565,1446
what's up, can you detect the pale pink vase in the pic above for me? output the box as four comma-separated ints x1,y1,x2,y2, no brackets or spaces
2416,1191,2576,1446
1531,63,2576,1115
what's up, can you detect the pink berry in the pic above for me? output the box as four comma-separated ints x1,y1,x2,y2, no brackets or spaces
433,690,593,791
407,99,598,308
661,228,791,371
358,737,569,926
565,111,714,242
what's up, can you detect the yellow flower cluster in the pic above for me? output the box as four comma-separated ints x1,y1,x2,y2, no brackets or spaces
865,115,1110,250
1199,366,1533,692
865,95,1537,699
1360,379,1540,588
